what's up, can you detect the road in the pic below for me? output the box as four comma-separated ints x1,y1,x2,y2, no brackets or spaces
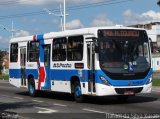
0,80,160,119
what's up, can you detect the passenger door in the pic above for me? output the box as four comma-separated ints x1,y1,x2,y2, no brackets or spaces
87,42,96,94
20,47,26,87
43,45,51,90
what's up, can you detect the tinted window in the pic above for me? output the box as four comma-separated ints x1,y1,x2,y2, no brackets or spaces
52,37,67,61
67,36,83,61
28,41,40,62
10,43,18,62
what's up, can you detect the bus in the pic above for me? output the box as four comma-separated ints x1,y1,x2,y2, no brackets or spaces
9,26,152,102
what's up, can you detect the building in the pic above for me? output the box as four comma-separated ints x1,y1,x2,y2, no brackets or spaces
129,22,160,50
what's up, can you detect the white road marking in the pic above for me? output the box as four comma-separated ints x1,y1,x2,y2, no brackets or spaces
82,108,106,113
53,103,67,107
14,97,24,100
32,100,44,103
35,107,58,113
1,95,9,97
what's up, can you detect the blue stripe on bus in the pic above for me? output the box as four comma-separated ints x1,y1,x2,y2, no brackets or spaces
96,68,153,86
9,69,21,79
37,34,44,41
9,68,152,86
9,69,39,80
38,34,45,62
26,69,39,79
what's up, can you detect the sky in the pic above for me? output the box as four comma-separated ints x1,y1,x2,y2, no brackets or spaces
0,0,159,49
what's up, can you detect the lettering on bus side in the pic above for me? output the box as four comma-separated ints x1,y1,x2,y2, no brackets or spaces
27,64,34,67
53,63,72,68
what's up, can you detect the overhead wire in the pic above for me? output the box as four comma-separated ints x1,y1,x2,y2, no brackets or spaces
0,0,135,20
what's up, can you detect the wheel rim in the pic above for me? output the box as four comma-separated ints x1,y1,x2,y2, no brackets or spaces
75,85,81,97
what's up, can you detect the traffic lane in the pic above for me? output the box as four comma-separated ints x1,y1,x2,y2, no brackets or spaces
3,91,159,119
0,84,91,114
14,88,160,113
83,94,160,113
1,81,160,114
0,90,108,119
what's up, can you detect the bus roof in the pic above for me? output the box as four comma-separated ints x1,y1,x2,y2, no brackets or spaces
10,26,146,43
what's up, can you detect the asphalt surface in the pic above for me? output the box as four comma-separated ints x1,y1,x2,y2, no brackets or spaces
0,80,160,119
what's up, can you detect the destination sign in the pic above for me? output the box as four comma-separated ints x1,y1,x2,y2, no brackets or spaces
99,30,140,37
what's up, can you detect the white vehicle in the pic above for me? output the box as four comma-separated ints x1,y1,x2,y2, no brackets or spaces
9,27,152,102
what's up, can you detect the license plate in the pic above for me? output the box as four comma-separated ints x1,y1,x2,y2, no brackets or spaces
124,91,134,95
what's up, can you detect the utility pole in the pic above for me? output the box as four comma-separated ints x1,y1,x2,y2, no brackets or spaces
44,4,65,31
60,4,64,31
44,0,67,31
63,0,66,31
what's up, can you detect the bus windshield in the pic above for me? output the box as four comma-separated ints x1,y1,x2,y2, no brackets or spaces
98,29,151,76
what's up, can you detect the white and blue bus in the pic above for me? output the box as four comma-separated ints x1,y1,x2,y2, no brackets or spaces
9,26,152,102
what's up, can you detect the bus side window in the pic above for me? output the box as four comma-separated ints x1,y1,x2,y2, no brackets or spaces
28,41,40,62
10,43,18,62
67,35,84,61
52,37,67,61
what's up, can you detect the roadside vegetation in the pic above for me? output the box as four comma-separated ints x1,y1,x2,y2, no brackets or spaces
0,75,9,80
152,78,160,86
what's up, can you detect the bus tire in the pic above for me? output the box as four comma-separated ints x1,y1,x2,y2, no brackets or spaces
28,79,36,97
73,81,84,103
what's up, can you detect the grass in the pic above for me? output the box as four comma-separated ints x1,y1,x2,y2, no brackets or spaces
152,78,160,87
0,75,9,80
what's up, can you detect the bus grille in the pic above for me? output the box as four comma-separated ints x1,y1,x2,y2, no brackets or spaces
115,87,143,94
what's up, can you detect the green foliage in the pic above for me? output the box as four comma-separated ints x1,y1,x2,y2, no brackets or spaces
0,50,8,74
0,75,9,80
152,79,160,86
0,50,7,60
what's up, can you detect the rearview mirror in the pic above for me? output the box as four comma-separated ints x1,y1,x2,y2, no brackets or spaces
94,42,99,53
149,38,153,53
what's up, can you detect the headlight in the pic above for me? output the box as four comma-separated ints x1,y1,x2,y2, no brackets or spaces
146,76,152,85
99,75,111,86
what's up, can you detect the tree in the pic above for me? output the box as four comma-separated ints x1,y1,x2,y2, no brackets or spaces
0,50,8,74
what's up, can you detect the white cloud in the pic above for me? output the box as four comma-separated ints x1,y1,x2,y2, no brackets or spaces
16,0,105,5
123,9,160,25
15,30,30,37
18,0,56,5
31,18,37,23
142,10,160,21
123,9,133,17
66,19,84,30
91,14,114,27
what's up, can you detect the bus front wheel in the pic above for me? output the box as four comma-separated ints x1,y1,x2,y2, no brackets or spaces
73,81,84,103
28,79,36,97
